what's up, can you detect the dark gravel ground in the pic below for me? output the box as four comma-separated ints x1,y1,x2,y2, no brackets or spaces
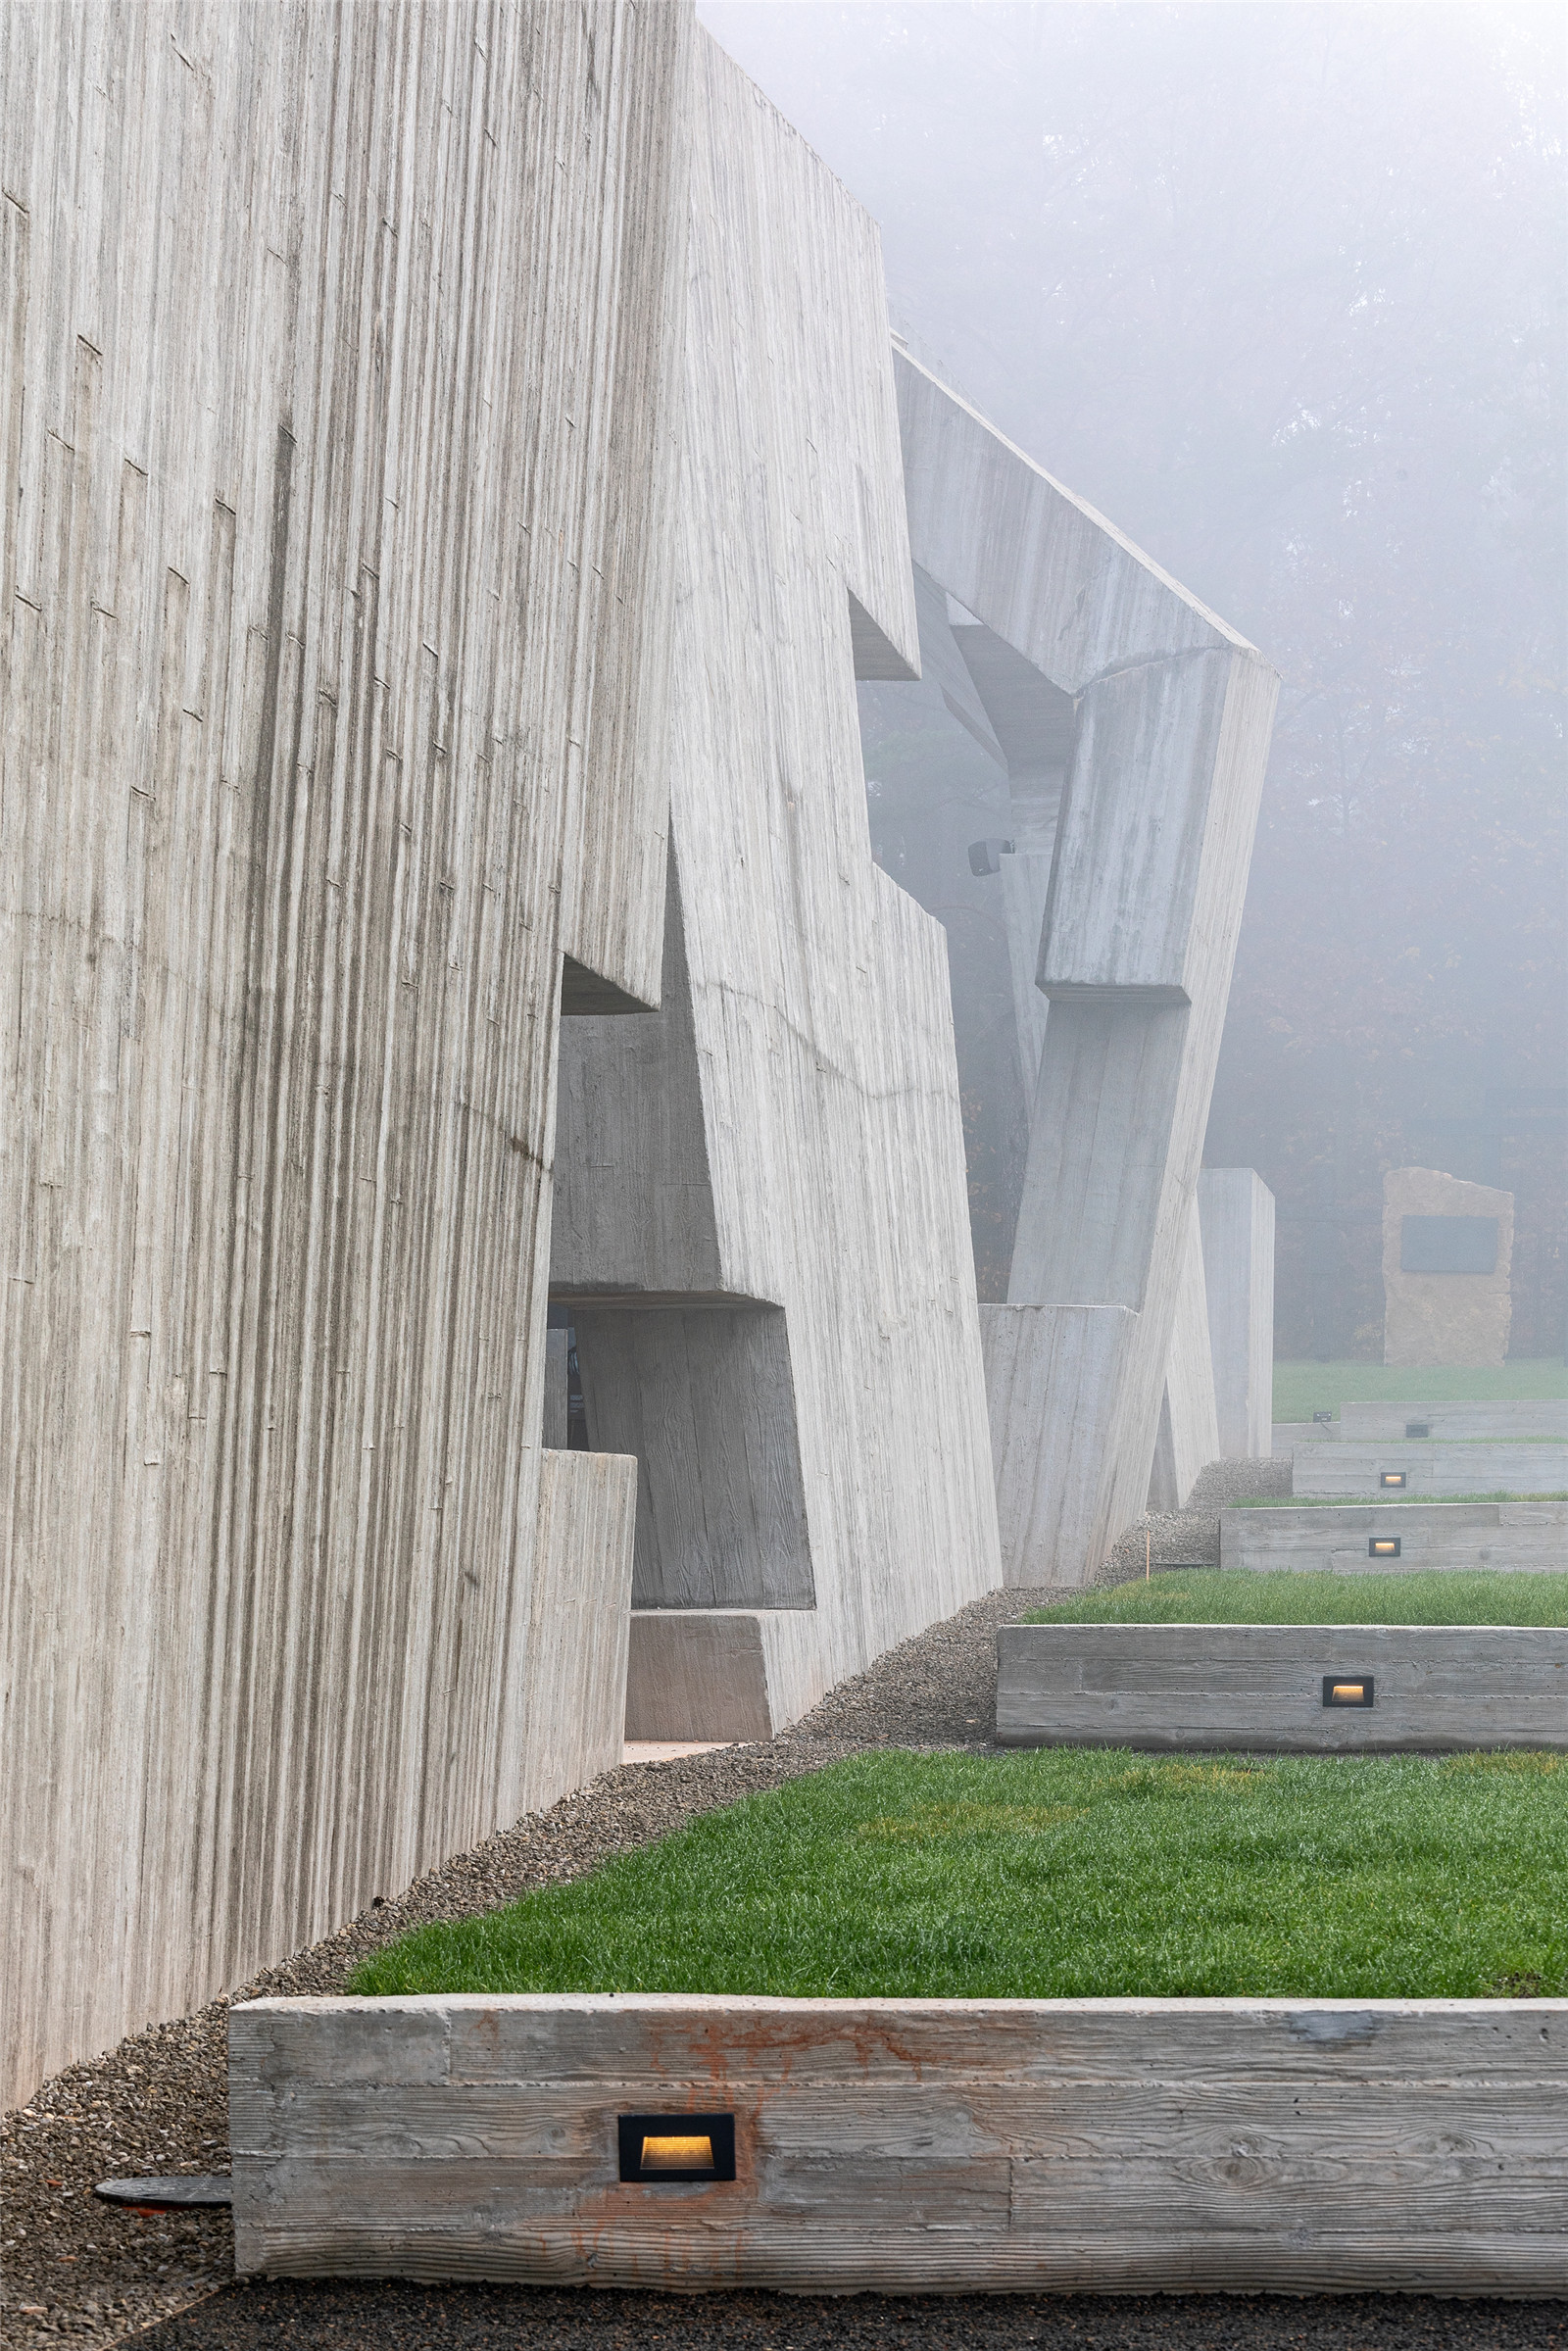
129,2280,1568,2351
17,1446,1538,2351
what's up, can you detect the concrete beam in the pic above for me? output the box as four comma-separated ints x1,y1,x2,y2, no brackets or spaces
895,355,1278,1582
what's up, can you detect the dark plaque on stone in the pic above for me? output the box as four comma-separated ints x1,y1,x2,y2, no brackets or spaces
1399,1214,1499,1275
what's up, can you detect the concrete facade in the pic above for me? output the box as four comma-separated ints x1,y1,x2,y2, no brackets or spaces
0,0,692,2109
893,360,1279,1580
1199,1168,1276,1457
231,1993,1568,2293
551,39,1003,1739
1383,1167,1514,1367
1147,1197,1219,1512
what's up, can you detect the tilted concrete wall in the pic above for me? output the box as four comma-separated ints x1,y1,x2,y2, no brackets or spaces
0,0,690,2108
895,359,1279,1582
1147,1195,1219,1512
1199,1168,1275,1458
552,35,1002,1739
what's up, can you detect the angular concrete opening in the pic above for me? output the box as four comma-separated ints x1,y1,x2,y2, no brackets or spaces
553,848,818,1741
570,1303,812,1613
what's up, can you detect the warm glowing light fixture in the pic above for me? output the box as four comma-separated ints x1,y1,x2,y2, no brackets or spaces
641,2134,713,2171
1368,1536,1401,1558
1379,1470,1407,1490
618,2113,737,2183
1323,1676,1375,1708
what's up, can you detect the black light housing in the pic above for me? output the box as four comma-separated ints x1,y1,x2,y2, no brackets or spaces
618,2114,736,2183
1323,1676,1375,1708
1368,1535,1401,1558
1379,1470,1407,1490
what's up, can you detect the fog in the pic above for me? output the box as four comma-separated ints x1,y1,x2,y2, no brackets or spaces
698,0,1566,1358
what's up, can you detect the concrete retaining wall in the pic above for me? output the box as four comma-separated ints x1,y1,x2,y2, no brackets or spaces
1221,1501,1567,1576
1292,1443,1568,1497
1341,1400,1568,1443
229,1992,1568,2293
995,1623,1567,1750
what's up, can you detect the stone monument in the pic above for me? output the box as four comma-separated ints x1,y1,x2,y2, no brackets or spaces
1383,1167,1513,1367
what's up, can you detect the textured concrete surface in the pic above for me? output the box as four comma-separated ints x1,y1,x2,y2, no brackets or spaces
1221,1500,1568,1574
997,1622,1568,1751
1341,1399,1568,1442
1148,1197,1219,1512
229,1995,1568,2292
894,354,1278,1585
0,0,692,2111
1383,1169,1514,1368
1200,1169,1276,1458
1292,1444,1568,1498
552,34,1002,1739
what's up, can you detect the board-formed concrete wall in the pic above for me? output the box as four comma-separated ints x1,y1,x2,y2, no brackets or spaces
1147,1196,1219,1511
552,35,1003,1738
895,360,1279,1582
230,1993,1568,2293
1220,1500,1567,1575
1292,1443,1568,1498
1200,1168,1276,1458
1339,1399,1567,1443
997,1622,1568,1751
0,0,691,2110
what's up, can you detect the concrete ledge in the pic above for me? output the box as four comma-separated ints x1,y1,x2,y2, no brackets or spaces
230,1993,1568,2292
995,1623,1568,1751
1292,1442,1568,1497
1221,1500,1568,1575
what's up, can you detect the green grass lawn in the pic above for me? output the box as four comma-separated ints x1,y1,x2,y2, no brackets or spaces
1273,1359,1568,1423
346,1746,1567,2003
1024,1569,1568,1627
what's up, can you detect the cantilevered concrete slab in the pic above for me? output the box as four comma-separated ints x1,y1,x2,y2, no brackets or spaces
552,37,1002,1738
894,357,1279,1581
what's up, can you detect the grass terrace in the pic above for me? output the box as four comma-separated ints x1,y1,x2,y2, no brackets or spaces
347,1745,1568,2004
1022,1569,1568,1627
1272,1358,1568,1423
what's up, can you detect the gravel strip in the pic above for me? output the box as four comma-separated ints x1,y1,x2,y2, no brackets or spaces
1100,1454,1295,1584
127,2281,1568,2351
